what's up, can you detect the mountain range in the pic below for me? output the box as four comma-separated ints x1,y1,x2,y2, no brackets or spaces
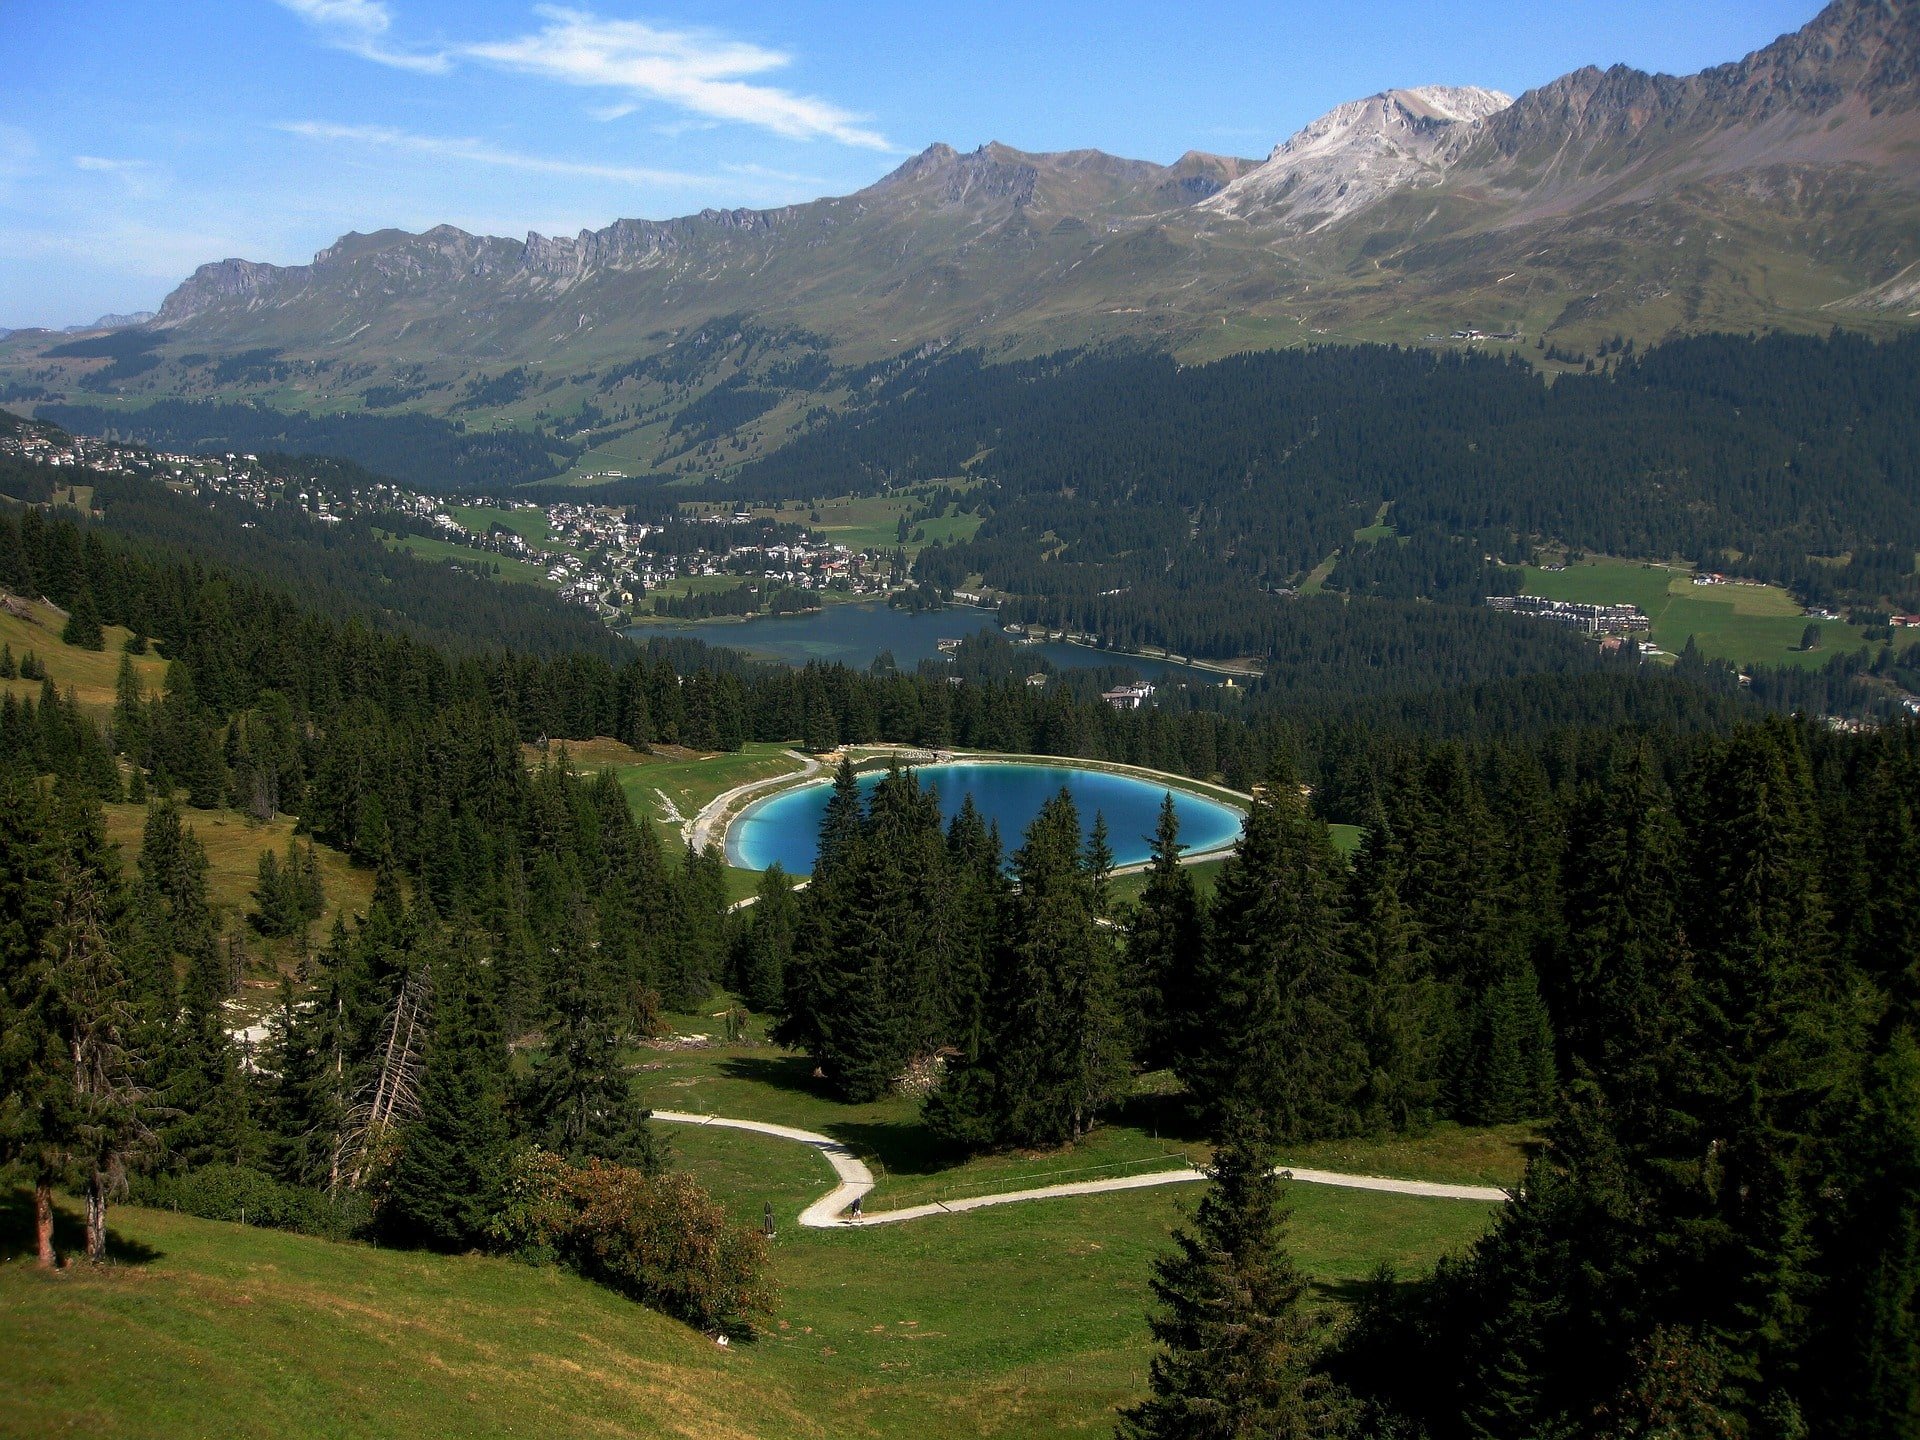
7,0,1918,483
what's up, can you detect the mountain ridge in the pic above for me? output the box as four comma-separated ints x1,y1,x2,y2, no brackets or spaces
12,0,1917,485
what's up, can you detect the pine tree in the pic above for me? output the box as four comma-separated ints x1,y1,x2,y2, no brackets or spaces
930,790,1127,1148
0,777,66,1266
1119,1117,1348,1440
48,786,151,1260
1461,965,1557,1126
1555,742,1692,1149
1181,763,1360,1144
1345,819,1443,1133
519,904,656,1170
1683,724,1854,1407
1126,794,1205,1071
384,945,510,1250
61,584,104,651
1804,1028,1920,1440
740,864,797,1014
940,798,1005,1061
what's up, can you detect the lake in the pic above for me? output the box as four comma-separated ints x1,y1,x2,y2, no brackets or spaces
724,760,1246,875
625,601,1208,679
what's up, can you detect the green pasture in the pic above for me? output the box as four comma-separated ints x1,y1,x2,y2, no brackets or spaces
1523,557,1874,668
375,529,554,587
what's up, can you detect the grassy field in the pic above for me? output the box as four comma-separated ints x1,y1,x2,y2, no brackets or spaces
99,802,374,947
0,987,1518,1438
0,596,169,710
375,529,554,587
0,1194,819,1440
1352,502,1395,543
640,1022,1536,1214
0,1157,1497,1440
1521,558,1898,669
446,503,558,548
611,742,809,845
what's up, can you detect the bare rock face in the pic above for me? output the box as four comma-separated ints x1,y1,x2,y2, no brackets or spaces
1200,86,1512,231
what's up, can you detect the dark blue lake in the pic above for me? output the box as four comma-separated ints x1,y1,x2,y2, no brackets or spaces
724,761,1246,875
625,601,1209,680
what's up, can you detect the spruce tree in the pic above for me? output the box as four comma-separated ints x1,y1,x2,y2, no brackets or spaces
1125,795,1205,1071
1804,1028,1920,1440
940,798,1005,1061
1345,819,1443,1133
384,945,510,1250
1555,742,1692,1149
0,777,66,1265
48,786,150,1260
740,864,797,1014
60,584,104,651
930,790,1126,1148
1683,723,1853,1409
1119,1116,1348,1440
1181,763,1360,1144
519,904,656,1169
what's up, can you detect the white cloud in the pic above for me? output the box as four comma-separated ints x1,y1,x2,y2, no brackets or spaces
74,155,146,173
460,7,893,150
278,120,712,188
275,0,448,73
274,3,890,150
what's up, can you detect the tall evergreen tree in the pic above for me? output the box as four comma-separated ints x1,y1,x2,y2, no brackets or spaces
1181,764,1360,1144
384,942,510,1250
1345,818,1443,1133
738,864,798,1014
0,777,66,1265
1803,1027,1920,1440
1125,794,1204,1071
48,786,150,1260
518,904,657,1170
1119,1116,1348,1440
929,790,1126,1149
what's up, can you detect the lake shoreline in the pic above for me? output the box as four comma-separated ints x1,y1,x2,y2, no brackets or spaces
722,750,1250,873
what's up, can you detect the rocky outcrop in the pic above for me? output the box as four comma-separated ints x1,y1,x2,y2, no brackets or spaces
1201,86,1511,230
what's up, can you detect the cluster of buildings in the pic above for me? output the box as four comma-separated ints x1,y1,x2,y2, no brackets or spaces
1,422,909,620
366,493,902,616
1101,681,1156,710
1484,594,1651,636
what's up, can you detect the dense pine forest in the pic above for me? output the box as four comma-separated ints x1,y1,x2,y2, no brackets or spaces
632,330,1920,662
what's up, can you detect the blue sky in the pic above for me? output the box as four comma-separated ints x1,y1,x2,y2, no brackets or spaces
1,0,1817,329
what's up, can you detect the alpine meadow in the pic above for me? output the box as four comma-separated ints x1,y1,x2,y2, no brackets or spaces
4,2,1920,1437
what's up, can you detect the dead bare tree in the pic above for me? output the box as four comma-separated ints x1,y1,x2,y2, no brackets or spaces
335,970,431,1190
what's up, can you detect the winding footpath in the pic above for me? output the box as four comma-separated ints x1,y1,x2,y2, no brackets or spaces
653,1110,1509,1229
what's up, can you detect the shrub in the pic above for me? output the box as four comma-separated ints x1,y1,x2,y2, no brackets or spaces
490,1149,772,1333
131,1165,373,1241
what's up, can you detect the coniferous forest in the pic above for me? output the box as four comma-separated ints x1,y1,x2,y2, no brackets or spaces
3,324,1919,1440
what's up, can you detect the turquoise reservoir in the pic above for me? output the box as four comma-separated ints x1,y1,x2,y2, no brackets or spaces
724,762,1245,875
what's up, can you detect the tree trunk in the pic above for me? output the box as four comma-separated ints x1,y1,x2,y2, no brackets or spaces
86,1179,108,1262
35,1181,56,1269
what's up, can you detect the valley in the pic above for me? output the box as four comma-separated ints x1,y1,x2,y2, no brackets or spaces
5,5,1920,1438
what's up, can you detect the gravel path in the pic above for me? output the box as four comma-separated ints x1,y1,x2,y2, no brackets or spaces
684,749,822,852
653,1110,1510,1228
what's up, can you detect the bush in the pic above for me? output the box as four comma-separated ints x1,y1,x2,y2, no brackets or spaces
131,1165,373,1241
490,1149,772,1333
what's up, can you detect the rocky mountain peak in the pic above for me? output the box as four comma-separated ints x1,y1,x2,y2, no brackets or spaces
1200,85,1511,230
